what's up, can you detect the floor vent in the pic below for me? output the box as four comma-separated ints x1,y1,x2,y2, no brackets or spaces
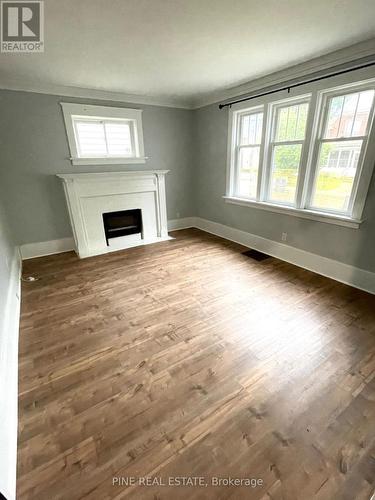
242,249,271,261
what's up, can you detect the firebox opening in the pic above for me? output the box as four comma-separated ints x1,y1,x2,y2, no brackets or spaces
102,209,142,246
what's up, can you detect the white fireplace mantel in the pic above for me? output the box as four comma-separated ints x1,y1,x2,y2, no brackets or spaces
57,170,170,258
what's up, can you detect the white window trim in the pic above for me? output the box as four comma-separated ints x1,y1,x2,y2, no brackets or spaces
61,103,146,165
232,106,264,200
304,81,375,220
225,78,375,228
261,94,311,206
223,196,361,228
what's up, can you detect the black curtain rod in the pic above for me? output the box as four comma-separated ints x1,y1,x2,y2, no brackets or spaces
218,60,375,109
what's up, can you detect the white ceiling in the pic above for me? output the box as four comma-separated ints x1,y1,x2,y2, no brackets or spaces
1,0,375,108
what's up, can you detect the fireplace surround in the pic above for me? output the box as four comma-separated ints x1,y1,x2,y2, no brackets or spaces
57,170,170,258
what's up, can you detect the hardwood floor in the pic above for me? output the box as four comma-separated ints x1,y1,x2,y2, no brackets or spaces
17,229,375,500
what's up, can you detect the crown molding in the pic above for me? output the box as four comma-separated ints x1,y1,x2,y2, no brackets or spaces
0,78,193,109
191,38,375,109
0,39,374,111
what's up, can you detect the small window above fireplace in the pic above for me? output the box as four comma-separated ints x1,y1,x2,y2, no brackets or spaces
61,102,146,165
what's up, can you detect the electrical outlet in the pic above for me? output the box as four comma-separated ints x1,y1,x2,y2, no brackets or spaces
176,211,180,218
281,232,287,242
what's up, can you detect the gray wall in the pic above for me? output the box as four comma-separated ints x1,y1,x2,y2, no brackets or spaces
0,90,194,244
1,68,375,273
193,66,375,273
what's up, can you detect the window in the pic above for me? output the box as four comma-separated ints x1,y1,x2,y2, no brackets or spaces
266,98,309,205
61,103,146,165
308,89,374,213
236,108,263,199
226,79,375,227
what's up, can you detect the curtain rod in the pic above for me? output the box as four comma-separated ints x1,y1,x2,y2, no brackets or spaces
218,60,375,109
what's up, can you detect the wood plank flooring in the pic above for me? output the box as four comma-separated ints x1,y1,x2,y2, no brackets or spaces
17,229,375,500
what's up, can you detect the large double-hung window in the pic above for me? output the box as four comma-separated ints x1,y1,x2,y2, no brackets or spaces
308,88,374,214
266,97,310,205
226,78,375,227
236,108,264,199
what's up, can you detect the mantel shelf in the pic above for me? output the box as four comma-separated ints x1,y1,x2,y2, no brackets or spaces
56,170,169,182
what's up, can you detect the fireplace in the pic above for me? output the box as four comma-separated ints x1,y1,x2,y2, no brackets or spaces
57,171,169,258
102,209,142,245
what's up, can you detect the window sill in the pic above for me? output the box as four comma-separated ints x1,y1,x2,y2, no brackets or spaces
70,157,147,166
223,196,362,228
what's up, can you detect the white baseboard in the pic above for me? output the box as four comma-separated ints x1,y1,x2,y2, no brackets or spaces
21,219,197,259
168,217,199,231
194,217,375,295
19,217,375,294
0,247,21,500
20,237,75,260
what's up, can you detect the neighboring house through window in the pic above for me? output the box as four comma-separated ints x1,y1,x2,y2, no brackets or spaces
226,78,375,227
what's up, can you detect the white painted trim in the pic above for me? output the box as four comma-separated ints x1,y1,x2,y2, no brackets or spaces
60,102,145,118
70,157,147,166
20,235,186,260
168,217,198,231
225,77,375,225
19,217,375,295
0,40,373,111
193,39,375,108
56,170,169,181
223,196,361,229
0,246,21,500
57,171,169,258
193,217,375,295
61,102,146,165
20,237,75,260
20,216,192,260
304,79,375,220
0,78,191,109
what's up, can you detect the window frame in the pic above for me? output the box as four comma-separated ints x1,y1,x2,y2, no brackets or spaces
61,103,146,165
303,82,375,219
233,105,265,200
225,78,375,228
261,94,311,207
72,117,137,159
